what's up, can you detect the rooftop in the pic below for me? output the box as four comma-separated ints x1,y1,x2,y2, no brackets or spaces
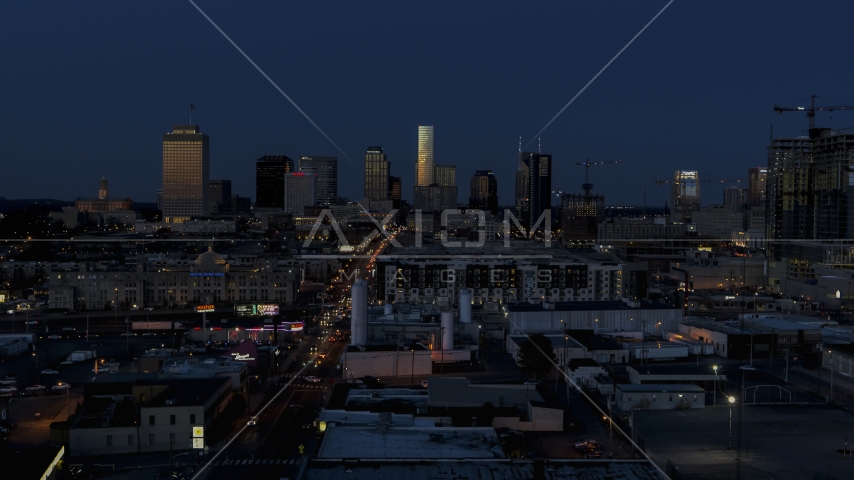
505,301,677,313
303,459,665,480
72,395,137,429
316,426,503,459
145,377,230,408
345,388,429,409
428,377,543,408
508,334,584,350
617,384,705,393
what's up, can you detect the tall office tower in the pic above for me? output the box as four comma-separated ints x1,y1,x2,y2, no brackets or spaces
415,126,434,186
162,125,209,223
434,164,456,188
669,170,700,223
515,155,530,221
284,172,316,214
98,175,109,200
767,128,854,246
256,155,293,210
156,189,163,211
299,156,338,205
747,167,768,206
388,176,402,205
518,152,551,231
364,147,390,201
469,170,498,214
413,185,457,212
209,180,232,213
723,187,747,212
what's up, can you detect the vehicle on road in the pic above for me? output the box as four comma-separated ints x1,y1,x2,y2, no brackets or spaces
583,450,609,459
52,384,69,391
328,337,337,343
574,439,603,453
247,416,258,426
41,369,59,375
18,391,34,398
47,335,61,340
317,353,327,359
25,385,46,392
310,344,318,352
0,386,18,393
142,332,157,336
421,380,429,388
0,379,15,386
120,332,137,337
305,376,321,383
130,306,140,311
144,307,154,311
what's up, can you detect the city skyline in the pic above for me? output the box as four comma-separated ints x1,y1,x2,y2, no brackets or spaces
5,2,854,207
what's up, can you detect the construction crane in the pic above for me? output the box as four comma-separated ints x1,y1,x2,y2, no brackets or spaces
575,159,622,197
773,95,854,130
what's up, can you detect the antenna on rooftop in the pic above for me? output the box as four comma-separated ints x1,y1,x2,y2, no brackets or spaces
190,103,195,123
538,137,541,154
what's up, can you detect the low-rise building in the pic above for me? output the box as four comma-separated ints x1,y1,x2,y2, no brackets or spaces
506,334,586,367
616,384,706,411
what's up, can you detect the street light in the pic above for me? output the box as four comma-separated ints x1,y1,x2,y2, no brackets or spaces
728,396,735,449
712,365,719,405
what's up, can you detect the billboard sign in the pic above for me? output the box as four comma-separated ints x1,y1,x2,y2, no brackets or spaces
196,305,215,313
226,340,258,368
234,303,280,317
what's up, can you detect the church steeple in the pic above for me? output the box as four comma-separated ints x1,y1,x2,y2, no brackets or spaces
98,174,109,200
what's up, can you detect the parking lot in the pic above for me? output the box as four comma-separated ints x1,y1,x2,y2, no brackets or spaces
1,332,184,447
634,404,854,479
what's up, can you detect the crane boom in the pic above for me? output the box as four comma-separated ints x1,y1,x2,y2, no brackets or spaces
773,95,854,130
574,159,622,197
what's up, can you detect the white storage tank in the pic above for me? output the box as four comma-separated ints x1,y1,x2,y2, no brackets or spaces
459,289,472,324
441,311,454,350
351,280,368,346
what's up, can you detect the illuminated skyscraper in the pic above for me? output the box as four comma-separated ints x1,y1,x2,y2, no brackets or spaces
162,125,209,223
364,146,390,201
415,126,434,186
669,170,700,222
256,155,293,210
747,167,768,206
469,170,498,214
299,156,338,205
434,164,456,188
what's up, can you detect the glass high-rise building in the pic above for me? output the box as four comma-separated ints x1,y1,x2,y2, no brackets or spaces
528,153,551,231
284,172,316,214
470,170,498,214
256,155,293,210
389,176,402,202
162,125,209,223
364,146,390,201
434,164,456,188
747,167,768,206
416,126,434,186
209,179,232,213
670,170,700,222
299,156,338,205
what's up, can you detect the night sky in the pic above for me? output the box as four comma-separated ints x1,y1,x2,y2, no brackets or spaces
3,1,854,207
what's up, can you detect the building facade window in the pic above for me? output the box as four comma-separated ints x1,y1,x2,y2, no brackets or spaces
190,414,196,424
149,415,155,425
106,435,112,446
170,414,176,425
129,434,134,445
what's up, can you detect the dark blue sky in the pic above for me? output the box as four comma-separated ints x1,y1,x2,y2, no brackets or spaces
3,1,854,207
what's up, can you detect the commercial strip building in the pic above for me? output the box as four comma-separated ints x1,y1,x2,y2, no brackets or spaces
504,300,682,337
678,316,821,359
53,377,233,457
48,248,300,310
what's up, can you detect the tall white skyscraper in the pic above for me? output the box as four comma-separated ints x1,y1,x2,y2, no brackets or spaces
415,126,434,186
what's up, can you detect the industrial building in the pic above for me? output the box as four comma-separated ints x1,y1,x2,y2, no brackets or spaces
615,384,706,411
503,300,682,336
